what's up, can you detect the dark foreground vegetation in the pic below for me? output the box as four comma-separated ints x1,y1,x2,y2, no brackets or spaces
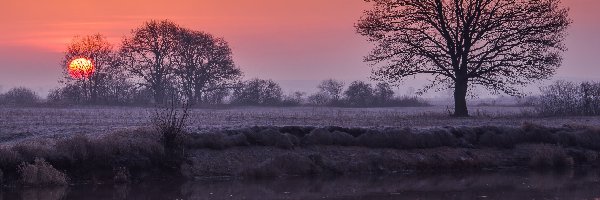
2,123,600,187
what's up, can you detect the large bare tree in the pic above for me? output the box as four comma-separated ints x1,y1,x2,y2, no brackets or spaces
357,0,571,116
120,20,180,104
173,29,241,105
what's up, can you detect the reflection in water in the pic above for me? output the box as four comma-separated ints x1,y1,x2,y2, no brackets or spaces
2,170,600,200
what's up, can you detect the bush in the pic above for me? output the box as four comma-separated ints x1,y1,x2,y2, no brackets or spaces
50,128,165,171
281,91,306,106
388,96,430,107
231,79,283,106
152,101,189,151
13,140,56,162
18,158,68,186
525,144,574,169
54,134,92,165
91,129,165,169
307,92,330,106
537,80,600,116
0,87,40,105
307,80,430,107
344,81,374,107
0,147,22,170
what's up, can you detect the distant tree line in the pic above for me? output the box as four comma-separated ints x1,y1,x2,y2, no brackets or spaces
0,78,430,107
7,80,600,115
5,19,423,108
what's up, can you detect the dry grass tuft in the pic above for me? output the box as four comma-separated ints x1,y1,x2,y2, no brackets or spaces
18,158,68,186
525,144,574,169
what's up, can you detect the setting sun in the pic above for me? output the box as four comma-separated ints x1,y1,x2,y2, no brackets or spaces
68,57,94,79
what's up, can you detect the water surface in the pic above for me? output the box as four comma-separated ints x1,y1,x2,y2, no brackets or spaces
2,170,600,200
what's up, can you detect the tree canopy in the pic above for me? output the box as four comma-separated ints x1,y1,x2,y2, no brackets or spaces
357,0,571,116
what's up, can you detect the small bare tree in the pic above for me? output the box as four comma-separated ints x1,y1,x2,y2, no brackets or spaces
152,95,189,150
317,79,345,105
357,0,571,116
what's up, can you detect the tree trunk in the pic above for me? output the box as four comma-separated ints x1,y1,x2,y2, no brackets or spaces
154,86,165,105
454,79,469,117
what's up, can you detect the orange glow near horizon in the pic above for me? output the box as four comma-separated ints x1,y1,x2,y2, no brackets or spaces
68,58,94,79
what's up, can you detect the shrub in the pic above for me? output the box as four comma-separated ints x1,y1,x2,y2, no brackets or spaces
537,81,600,116
18,158,68,186
526,144,574,169
46,85,84,105
0,147,22,170
152,101,189,151
314,79,345,106
47,128,164,171
13,140,56,162
307,92,330,106
344,81,374,107
281,91,306,106
54,134,92,165
90,128,165,169
0,87,40,105
388,96,430,107
231,79,283,106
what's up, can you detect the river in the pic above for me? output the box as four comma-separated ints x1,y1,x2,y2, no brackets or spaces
2,170,600,200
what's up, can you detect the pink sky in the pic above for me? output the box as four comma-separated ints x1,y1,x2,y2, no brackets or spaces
0,0,598,96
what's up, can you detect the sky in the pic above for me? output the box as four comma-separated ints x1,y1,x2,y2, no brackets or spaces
0,0,598,97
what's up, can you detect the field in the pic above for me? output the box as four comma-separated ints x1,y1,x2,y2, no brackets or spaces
1,105,599,144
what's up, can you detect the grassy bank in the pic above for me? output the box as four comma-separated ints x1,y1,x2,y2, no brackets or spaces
1,123,600,186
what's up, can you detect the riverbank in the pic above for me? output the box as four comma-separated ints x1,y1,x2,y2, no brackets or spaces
1,123,600,186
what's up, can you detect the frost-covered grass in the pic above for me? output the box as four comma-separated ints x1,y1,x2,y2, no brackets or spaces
1,105,600,143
